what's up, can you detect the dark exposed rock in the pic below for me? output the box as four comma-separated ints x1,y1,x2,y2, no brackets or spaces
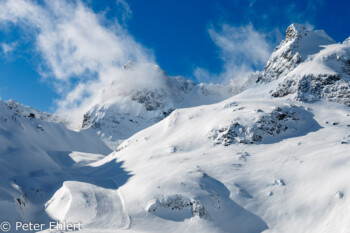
148,194,207,220
131,90,166,111
272,74,350,106
211,106,319,146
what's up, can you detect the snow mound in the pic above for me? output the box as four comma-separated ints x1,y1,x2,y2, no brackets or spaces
45,181,130,229
145,173,267,232
197,173,268,233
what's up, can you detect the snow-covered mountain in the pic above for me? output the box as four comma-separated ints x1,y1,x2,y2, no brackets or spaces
79,62,240,149
1,24,350,233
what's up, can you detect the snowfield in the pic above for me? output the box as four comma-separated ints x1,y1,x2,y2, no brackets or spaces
1,24,350,233
103,94,350,233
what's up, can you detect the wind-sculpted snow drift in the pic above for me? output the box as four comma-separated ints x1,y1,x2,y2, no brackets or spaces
1,24,350,233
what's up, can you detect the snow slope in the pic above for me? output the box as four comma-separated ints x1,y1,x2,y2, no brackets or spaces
100,91,350,233
66,24,349,232
40,83,350,232
0,24,350,233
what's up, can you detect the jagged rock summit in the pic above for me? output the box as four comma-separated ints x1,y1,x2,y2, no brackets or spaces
258,23,335,83
257,23,350,106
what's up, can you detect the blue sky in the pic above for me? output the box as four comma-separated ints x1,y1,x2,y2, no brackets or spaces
0,0,349,111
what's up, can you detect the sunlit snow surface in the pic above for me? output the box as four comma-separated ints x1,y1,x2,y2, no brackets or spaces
1,24,350,233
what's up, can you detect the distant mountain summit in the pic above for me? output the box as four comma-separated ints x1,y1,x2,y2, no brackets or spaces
80,63,238,148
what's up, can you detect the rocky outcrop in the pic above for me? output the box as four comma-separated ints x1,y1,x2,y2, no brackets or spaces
209,105,320,145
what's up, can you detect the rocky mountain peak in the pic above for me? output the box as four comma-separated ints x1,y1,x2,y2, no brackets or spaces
261,24,350,106
257,24,335,83
285,23,307,41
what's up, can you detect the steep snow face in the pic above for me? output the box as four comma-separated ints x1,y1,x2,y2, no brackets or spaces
80,63,235,149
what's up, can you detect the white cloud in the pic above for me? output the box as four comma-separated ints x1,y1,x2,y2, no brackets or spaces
55,62,172,127
209,24,271,68
194,24,271,90
1,41,17,54
0,0,153,80
0,0,160,127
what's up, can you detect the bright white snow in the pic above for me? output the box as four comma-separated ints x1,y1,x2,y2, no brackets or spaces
0,24,350,233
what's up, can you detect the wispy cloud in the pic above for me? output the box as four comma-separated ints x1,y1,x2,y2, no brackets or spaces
194,24,271,91
0,0,161,127
116,0,132,24
0,0,153,80
209,24,271,69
